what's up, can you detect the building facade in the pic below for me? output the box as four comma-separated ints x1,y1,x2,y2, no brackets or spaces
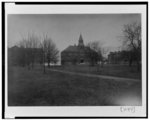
61,34,97,65
108,51,130,64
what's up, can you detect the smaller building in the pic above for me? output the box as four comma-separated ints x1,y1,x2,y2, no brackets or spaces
108,51,129,64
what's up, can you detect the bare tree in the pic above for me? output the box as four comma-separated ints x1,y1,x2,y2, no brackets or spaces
40,39,47,74
27,33,40,68
122,22,141,71
87,41,103,67
18,37,31,68
41,35,59,74
18,33,40,69
100,47,109,67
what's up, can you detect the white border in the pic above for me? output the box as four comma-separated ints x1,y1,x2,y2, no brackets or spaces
4,3,147,118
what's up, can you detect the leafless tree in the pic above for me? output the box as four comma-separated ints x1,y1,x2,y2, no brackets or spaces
40,35,59,73
122,22,141,71
18,33,40,69
27,33,40,68
40,39,47,74
18,37,31,68
87,41,104,68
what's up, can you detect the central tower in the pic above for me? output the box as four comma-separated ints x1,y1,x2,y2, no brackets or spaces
78,34,84,47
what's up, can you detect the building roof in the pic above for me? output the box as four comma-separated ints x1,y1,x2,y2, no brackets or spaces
61,34,97,54
62,45,83,53
78,34,84,46
61,45,96,54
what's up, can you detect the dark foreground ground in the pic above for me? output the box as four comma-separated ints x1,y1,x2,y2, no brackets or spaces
8,66,141,106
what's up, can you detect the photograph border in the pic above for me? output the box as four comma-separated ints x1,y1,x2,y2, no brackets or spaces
2,1,148,119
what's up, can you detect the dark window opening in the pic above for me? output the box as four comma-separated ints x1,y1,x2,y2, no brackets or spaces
80,59,84,63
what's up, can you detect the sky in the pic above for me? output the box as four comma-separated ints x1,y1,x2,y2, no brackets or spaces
8,14,141,53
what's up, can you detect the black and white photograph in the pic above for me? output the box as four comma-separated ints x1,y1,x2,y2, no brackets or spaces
3,2,148,118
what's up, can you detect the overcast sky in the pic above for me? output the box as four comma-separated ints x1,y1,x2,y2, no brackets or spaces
8,14,141,52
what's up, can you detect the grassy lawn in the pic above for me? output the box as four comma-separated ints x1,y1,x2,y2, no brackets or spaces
50,64,141,79
8,66,141,106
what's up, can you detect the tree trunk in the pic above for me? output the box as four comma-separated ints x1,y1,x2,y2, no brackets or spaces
43,64,45,74
101,61,104,68
97,64,101,72
43,52,46,74
48,60,50,68
129,59,132,67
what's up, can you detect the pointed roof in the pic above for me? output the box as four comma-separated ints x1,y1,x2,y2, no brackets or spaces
79,34,83,42
78,34,84,46
61,45,93,53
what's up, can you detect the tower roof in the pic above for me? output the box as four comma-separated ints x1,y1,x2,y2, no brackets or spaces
78,34,84,47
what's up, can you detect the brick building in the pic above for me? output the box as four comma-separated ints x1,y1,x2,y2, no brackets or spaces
61,34,97,65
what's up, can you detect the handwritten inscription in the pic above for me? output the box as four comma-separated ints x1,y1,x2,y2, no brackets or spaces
120,106,135,113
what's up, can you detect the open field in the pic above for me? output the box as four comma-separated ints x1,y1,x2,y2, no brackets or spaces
8,66,141,106
50,64,141,79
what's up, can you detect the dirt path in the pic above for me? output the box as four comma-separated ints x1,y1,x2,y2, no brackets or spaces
49,69,140,82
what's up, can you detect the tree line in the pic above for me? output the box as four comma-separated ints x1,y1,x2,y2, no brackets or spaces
84,22,141,71
8,33,59,74
8,21,141,72
122,22,141,71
